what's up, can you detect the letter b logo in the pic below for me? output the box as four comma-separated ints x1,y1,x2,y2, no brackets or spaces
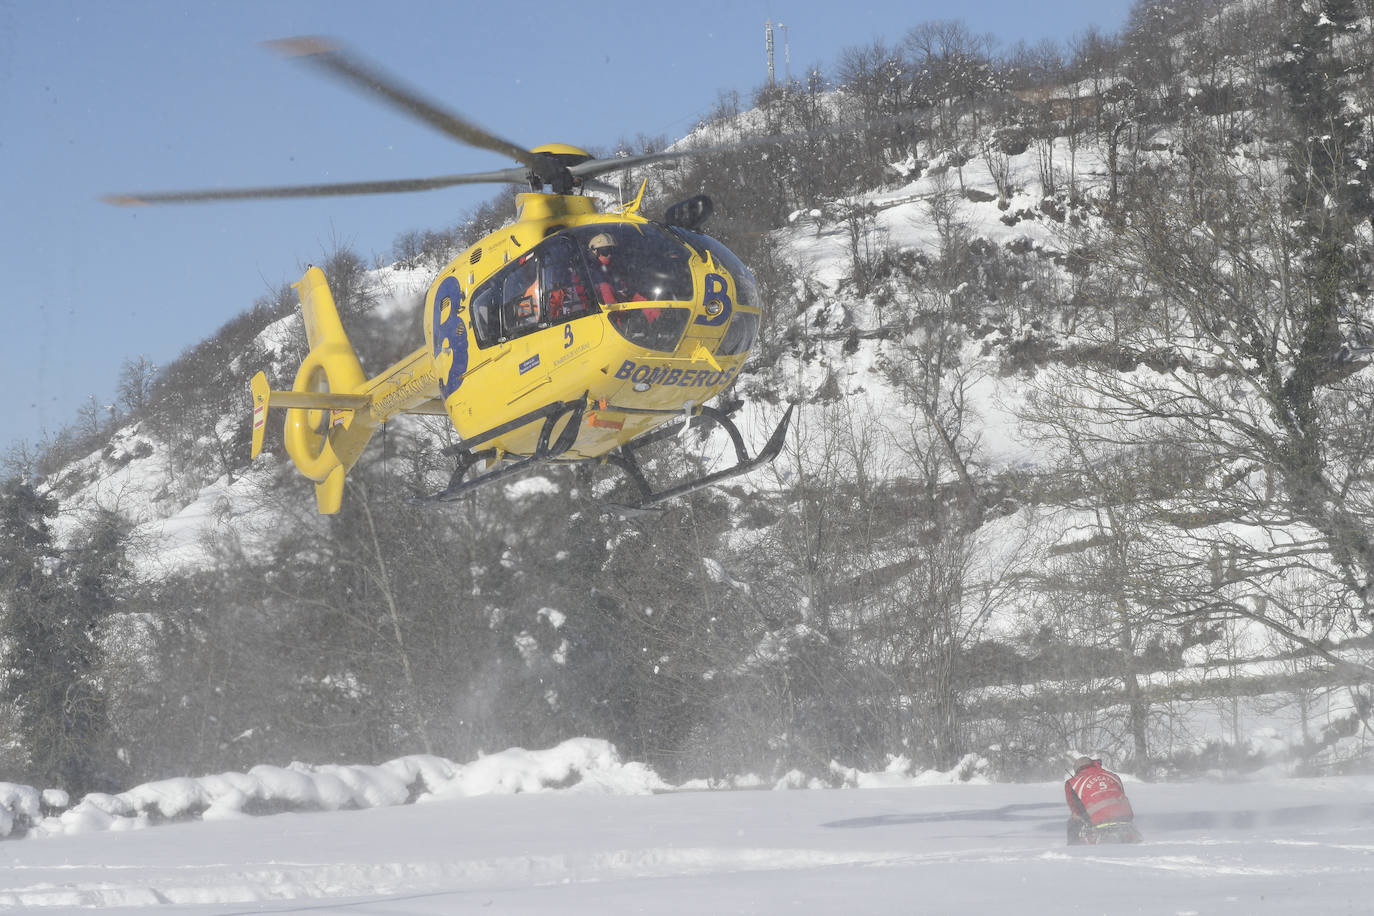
695,273,733,327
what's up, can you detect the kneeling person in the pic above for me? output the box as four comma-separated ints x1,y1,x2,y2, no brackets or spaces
1065,756,1142,845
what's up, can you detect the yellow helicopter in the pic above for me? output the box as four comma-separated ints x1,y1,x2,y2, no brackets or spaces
106,37,792,514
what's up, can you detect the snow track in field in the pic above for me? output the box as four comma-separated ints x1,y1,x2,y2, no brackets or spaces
0,847,903,908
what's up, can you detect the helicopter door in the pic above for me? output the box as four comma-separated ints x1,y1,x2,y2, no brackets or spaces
451,236,605,433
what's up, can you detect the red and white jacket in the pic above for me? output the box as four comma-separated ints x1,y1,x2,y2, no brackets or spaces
1065,761,1134,825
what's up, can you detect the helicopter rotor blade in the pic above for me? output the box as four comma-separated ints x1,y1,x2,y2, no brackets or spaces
569,114,921,182
569,140,794,181
102,31,924,210
265,36,540,172
579,177,621,195
102,168,530,206
570,149,700,181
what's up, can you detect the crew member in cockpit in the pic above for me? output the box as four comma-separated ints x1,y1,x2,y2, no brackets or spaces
588,233,646,305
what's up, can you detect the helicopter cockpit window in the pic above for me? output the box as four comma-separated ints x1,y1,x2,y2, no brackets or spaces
607,307,692,352
500,254,541,334
716,312,759,357
468,234,601,347
677,230,760,308
470,283,498,347
572,224,694,305
538,235,594,322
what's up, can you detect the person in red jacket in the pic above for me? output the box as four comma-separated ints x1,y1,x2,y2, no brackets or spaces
1065,756,1142,845
587,233,648,306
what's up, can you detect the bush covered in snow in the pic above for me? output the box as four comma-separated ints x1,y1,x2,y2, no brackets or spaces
0,739,673,840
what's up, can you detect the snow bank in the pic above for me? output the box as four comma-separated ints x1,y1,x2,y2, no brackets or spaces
0,784,41,838
425,738,667,799
3,740,1007,841
3,738,664,840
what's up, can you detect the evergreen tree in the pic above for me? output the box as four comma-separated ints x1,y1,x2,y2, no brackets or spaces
0,481,127,794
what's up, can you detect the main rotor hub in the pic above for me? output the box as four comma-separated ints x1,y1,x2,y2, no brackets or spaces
526,144,594,194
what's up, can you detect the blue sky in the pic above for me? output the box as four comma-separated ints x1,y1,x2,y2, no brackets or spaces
0,0,1135,457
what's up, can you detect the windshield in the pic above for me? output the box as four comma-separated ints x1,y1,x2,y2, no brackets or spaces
607,307,691,352
571,224,694,305
466,223,700,349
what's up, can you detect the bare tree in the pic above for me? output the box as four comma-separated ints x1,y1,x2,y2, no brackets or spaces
116,355,158,415
904,21,996,154
1020,123,1374,678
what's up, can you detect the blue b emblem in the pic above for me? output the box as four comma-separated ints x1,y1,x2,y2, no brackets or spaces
432,275,469,397
695,273,733,327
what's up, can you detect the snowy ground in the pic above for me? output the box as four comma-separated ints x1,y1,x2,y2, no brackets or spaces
3,767,1372,913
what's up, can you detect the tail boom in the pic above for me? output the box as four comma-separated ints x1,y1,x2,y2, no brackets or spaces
248,267,441,513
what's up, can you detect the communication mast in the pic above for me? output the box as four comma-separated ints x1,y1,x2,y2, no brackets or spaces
765,20,775,86
765,20,791,88
781,23,791,85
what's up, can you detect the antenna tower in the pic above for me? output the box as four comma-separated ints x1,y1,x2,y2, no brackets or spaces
780,22,790,85
765,20,775,86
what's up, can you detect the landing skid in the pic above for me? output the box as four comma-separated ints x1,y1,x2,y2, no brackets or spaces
432,396,586,502
429,399,794,508
600,403,794,509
